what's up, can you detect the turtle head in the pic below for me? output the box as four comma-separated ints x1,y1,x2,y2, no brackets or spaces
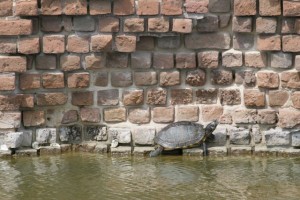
203,120,218,141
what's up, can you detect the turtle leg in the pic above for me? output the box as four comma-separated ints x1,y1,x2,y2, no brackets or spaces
203,142,208,156
149,146,164,157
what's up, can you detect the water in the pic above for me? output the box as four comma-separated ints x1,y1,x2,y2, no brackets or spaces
1,153,300,200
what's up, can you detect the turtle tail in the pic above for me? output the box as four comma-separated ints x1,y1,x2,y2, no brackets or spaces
149,146,163,157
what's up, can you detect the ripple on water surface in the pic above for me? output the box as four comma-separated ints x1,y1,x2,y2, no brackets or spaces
1,154,300,200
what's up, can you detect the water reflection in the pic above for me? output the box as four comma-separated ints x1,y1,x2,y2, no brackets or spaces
0,155,300,200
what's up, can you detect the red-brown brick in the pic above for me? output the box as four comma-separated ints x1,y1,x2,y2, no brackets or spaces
18,37,40,54
269,90,289,107
177,106,199,122
283,0,300,16
128,108,150,124
172,19,193,33
148,18,169,32
23,111,45,127
0,19,32,35
137,0,159,15
160,71,180,86
282,35,300,52
60,55,81,71
41,0,62,15
147,88,167,105
171,89,193,105
0,73,15,91
114,0,135,15
202,105,223,122
80,108,100,123
72,91,93,106
64,0,87,15
67,72,89,88
259,0,281,16
244,89,265,107
36,93,68,106
115,35,136,52
99,17,119,32
104,107,126,122
89,0,111,15
234,0,256,16
15,0,38,16
91,35,113,52
153,107,174,123
124,18,144,32
0,0,12,16
257,35,281,51
42,72,65,89
257,71,279,89
19,73,41,90
43,35,65,54
161,0,182,15
0,56,26,73
185,0,208,13
0,94,34,111
67,35,89,53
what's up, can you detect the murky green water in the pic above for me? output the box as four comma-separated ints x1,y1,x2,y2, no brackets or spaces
1,154,300,200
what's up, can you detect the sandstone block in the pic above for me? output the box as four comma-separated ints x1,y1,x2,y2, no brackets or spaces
185,33,231,49
160,71,180,86
123,90,144,106
60,55,81,71
153,107,174,123
161,0,182,15
186,69,206,86
202,105,223,122
195,89,218,104
104,107,126,122
67,72,90,88
137,0,159,15
89,0,111,15
61,110,78,124
269,90,289,107
244,89,265,107
0,56,26,73
234,0,256,16
147,88,167,105
128,108,150,124
80,108,100,123
23,111,45,127
281,72,300,89
43,35,65,54
97,89,119,106
72,91,93,106
91,35,113,52
113,0,135,15
19,74,41,90
257,71,279,88
171,89,193,105
67,35,89,53
278,108,300,128
42,72,64,88
220,89,241,105
124,18,144,32
36,93,67,106
0,94,34,111
177,106,199,122
198,51,219,68
291,92,300,109
148,18,169,32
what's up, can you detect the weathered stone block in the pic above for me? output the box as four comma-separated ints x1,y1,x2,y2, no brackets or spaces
115,35,136,53
90,0,111,15
137,0,159,15
202,105,223,122
186,69,206,86
85,54,106,70
292,132,300,147
234,0,256,16
60,55,81,71
67,35,89,53
36,128,56,144
173,19,192,33
23,111,45,127
114,0,135,15
257,71,279,88
132,127,155,145
222,49,243,67
99,17,119,32
80,108,100,123
257,35,281,51
282,35,300,52
235,71,256,87
90,35,113,52
176,52,196,69
292,92,300,109
97,89,119,106
198,51,219,68
283,0,300,16
161,0,182,15
148,17,169,32
67,72,89,88
233,109,257,124
104,107,126,123
84,126,107,141
197,15,219,32
131,52,151,69
264,128,290,146
185,0,208,13
256,17,277,33
43,35,65,54
108,128,131,144
270,53,292,69
111,72,132,87
128,108,150,124
220,89,241,105
244,51,267,68
258,110,277,124
133,147,155,156
195,89,218,104
259,0,281,16
209,0,230,13
123,90,144,106
153,52,174,69
177,106,199,122
160,71,180,86
185,33,231,49
269,90,289,107
147,88,167,105
62,110,78,124
135,71,157,86
106,53,128,68
233,33,254,50
171,89,193,105
211,70,233,85
232,17,252,32
59,125,82,143
37,93,68,106
153,107,174,123
42,73,64,89
278,108,300,128
244,89,265,107
73,16,95,32
4,132,23,149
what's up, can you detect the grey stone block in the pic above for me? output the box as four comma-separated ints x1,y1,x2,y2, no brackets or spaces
84,126,107,141
207,146,227,156
36,128,56,144
108,128,131,144
94,143,108,153
21,130,32,147
209,125,227,146
59,125,82,144
292,132,300,147
131,52,152,69
229,127,251,145
73,16,95,32
15,148,37,157
4,132,23,148
264,128,290,146
183,148,203,156
39,146,61,155
157,36,180,49
111,146,132,156
230,146,252,155
132,127,155,145
270,53,292,69
133,147,155,156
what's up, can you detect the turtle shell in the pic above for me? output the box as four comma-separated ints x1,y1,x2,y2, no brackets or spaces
154,121,205,149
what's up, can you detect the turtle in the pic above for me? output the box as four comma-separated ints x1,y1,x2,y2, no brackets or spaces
149,120,218,157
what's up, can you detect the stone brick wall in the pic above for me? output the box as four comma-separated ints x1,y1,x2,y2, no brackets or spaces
1,0,300,156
